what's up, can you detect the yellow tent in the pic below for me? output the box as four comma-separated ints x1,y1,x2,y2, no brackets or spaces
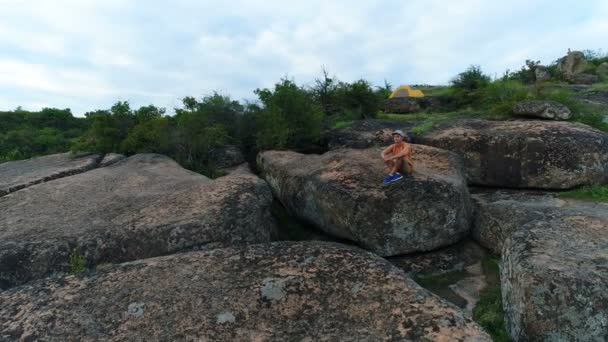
389,85,424,98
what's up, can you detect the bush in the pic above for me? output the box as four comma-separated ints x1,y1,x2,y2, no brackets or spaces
254,78,323,150
482,79,530,117
68,248,86,275
335,79,381,119
450,65,491,106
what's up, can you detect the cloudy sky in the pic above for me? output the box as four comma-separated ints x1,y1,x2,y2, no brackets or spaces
1,0,606,115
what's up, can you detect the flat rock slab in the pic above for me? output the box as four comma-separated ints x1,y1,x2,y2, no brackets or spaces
0,242,491,341
415,119,608,189
0,152,101,197
0,154,276,289
502,216,608,341
471,189,608,254
257,147,472,256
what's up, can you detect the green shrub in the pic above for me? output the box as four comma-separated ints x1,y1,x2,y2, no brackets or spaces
473,258,510,342
254,78,323,150
450,65,491,106
482,79,529,117
335,79,382,119
69,248,86,275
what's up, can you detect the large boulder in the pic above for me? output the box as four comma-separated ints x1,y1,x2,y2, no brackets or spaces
471,189,565,254
568,73,599,85
257,147,472,256
512,100,571,120
0,242,490,341
502,215,608,341
534,66,551,82
557,50,588,78
323,119,416,150
415,120,608,189
0,152,101,197
0,154,276,289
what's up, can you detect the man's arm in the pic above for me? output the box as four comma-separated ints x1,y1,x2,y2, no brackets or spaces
381,145,394,160
392,143,411,158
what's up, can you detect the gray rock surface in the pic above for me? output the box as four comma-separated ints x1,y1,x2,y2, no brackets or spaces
471,189,608,254
0,242,491,341
98,153,125,167
257,147,472,256
502,215,608,341
0,152,101,197
512,100,571,120
415,119,608,189
324,119,416,150
568,73,599,84
576,90,608,108
0,154,276,289
388,239,487,276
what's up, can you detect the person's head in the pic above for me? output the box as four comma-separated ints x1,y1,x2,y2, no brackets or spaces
392,129,405,143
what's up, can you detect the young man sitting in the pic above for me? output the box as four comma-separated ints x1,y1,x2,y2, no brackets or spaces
381,129,414,184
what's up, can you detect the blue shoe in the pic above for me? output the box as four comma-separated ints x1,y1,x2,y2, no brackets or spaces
383,174,394,184
390,173,403,182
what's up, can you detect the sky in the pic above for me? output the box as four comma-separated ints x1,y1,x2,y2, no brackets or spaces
1,0,607,116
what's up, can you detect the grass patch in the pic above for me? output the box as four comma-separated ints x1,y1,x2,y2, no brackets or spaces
583,82,608,93
559,185,608,202
418,85,453,97
473,258,510,342
68,248,86,275
332,120,355,129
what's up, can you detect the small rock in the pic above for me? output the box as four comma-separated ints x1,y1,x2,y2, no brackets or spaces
127,302,145,318
216,312,236,324
512,100,571,120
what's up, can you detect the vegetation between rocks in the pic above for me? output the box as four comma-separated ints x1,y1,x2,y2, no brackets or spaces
473,258,509,342
559,185,608,202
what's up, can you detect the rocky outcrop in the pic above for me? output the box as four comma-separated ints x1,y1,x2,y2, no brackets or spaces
502,215,608,341
576,90,608,108
472,190,562,254
472,189,608,254
415,120,608,189
557,50,588,79
568,73,599,84
324,119,416,150
0,242,491,341
473,189,608,339
257,147,472,256
512,100,571,120
534,66,551,82
383,96,450,114
0,152,101,197
0,154,276,289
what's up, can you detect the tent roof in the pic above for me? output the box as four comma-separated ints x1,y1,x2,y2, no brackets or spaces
389,85,424,98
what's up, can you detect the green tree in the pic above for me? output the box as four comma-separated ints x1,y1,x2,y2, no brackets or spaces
451,65,491,106
254,78,323,149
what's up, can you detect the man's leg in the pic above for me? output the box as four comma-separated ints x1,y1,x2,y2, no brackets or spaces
384,160,395,174
390,158,403,174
